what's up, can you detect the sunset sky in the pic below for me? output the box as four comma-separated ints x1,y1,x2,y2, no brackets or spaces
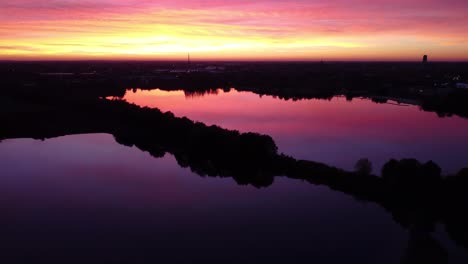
1,0,467,61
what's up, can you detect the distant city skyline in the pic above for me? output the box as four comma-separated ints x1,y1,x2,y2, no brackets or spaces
1,0,468,61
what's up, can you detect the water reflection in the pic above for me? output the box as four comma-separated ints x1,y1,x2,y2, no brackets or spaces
121,88,468,174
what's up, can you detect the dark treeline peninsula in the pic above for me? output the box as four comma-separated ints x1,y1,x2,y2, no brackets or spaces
1,95,468,256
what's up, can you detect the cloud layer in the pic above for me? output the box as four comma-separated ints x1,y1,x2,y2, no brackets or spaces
1,0,467,60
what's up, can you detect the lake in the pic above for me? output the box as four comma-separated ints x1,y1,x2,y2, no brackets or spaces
2,87,468,263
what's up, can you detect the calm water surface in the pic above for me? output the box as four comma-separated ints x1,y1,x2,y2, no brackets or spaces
123,88,468,174
2,88,468,263
1,134,467,263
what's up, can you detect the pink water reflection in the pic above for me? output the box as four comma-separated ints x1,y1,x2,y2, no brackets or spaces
123,88,468,173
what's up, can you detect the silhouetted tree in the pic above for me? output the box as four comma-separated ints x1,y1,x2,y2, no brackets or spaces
355,158,373,175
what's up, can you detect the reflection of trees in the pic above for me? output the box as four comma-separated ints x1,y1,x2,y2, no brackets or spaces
184,88,220,98
401,229,448,264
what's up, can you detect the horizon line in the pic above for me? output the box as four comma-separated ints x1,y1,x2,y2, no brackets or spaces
2,58,468,63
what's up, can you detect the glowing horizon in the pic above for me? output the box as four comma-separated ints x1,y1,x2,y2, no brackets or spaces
1,0,468,61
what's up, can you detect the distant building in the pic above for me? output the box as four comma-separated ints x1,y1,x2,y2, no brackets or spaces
422,55,428,63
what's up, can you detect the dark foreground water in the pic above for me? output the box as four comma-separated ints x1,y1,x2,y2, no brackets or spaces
1,134,467,263
2,88,468,263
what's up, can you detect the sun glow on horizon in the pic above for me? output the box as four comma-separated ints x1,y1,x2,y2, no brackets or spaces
1,0,468,61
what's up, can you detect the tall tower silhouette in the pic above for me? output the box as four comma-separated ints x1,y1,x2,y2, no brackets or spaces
187,53,191,72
